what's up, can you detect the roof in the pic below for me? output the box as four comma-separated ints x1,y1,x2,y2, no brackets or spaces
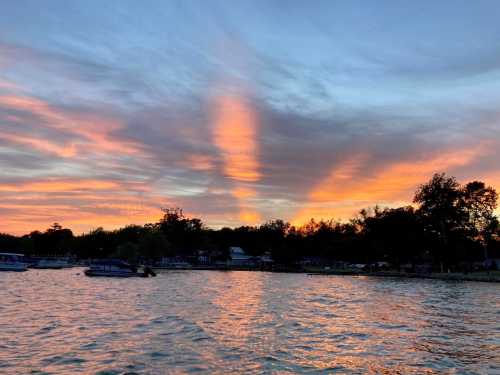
229,246,245,255
231,254,253,261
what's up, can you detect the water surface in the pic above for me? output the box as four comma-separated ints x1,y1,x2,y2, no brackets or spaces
0,269,499,374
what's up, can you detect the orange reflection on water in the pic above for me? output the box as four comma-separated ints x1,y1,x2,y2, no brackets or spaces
1,270,495,373
205,271,266,343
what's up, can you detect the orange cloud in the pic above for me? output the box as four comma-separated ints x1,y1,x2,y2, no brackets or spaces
0,79,19,91
185,154,214,171
292,142,496,225
213,95,260,182
239,209,261,224
0,174,163,235
232,187,257,199
0,190,166,235
0,94,144,157
0,132,78,158
1,206,163,236
0,179,121,193
212,94,261,224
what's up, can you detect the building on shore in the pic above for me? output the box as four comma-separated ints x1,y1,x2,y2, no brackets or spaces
228,247,256,267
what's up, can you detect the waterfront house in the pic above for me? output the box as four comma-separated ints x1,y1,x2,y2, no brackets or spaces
195,250,211,265
228,247,256,267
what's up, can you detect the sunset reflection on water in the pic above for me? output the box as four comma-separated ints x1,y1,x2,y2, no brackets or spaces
0,270,498,374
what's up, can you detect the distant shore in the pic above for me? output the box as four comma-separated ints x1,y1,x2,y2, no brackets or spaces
151,265,500,283
304,268,500,283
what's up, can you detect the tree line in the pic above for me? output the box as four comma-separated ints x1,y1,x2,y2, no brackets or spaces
1,173,499,271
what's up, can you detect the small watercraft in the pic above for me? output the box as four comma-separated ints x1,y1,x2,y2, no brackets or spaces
31,257,72,269
0,252,28,272
84,259,156,277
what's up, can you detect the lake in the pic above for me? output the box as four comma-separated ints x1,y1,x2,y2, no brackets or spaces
0,269,499,374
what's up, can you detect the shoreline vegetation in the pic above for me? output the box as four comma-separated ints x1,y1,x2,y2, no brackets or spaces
2,173,500,282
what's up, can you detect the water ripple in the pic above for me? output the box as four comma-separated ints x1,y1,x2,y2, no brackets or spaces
0,269,499,374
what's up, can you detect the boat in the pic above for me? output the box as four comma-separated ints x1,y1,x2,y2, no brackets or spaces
84,259,156,277
31,257,73,269
0,252,28,272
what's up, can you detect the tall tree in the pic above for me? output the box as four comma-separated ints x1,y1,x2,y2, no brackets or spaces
460,181,498,258
158,207,204,254
361,206,423,265
413,173,464,269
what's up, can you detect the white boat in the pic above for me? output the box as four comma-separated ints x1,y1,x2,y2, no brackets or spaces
0,253,28,272
31,258,72,269
84,259,155,277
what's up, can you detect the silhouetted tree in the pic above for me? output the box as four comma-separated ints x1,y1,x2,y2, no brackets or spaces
414,173,466,269
414,173,498,267
361,206,424,265
0,233,31,253
112,242,139,263
259,220,289,252
28,223,74,256
460,181,498,250
138,230,171,260
158,207,205,255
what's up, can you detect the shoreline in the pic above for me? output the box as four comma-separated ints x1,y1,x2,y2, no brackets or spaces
151,266,500,283
305,269,500,283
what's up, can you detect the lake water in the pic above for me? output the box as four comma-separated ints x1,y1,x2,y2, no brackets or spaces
0,269,499,374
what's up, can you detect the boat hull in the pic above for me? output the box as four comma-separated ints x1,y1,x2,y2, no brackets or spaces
0,263,28,272
31,264,71,269
84,269,145,277
30,259,73,269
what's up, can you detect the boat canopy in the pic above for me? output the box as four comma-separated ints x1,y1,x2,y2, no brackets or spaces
0,252,25,257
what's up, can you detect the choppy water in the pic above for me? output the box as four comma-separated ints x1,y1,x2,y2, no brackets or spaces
0,269,499,374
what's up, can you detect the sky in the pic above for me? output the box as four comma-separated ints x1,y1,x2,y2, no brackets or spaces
1,1,500,235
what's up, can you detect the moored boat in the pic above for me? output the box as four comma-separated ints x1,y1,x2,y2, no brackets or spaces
84,259,156,277
31,257,73,269
0,252,28,272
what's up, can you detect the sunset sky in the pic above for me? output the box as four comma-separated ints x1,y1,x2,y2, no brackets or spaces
1,1,500,235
